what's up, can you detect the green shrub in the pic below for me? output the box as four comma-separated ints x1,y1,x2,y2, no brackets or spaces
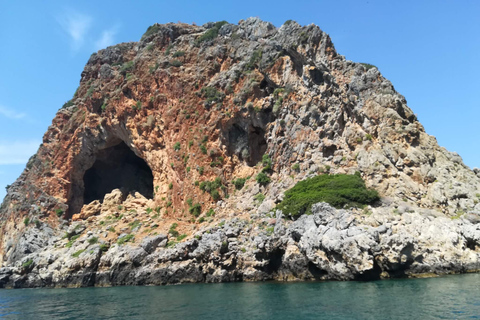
173,51,185,58
365,134,372,141
256,172,271,186
23,217,30,226
141,24,160,40
211,189,220,201
200,86,225,105
177,234,187,241
360,63,377,71
169,223,179,237
206,208,215,217
233,178,246,190
276,173,380,219
55,209,64,217
189,203,202,217
169,182,173,190
198,166,204,175
88,237,98,245
117,234,134,245
62,100,75,109
72,249,85,258
170,59,182,67
261,154,273,172
292,163,300,172
86,85,95,97
254,193,265,203
129,220,141,230
99,244,109,252
173,142,181,151
165,44,173,56
196,21,228,44
120,61,134,73
200,145,207,154
22,259,33,268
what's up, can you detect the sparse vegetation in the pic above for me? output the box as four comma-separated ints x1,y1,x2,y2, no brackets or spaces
360,63,377,71
72,249,85,258
206,208,215,217
170,59,182,67
117,234,134,245
141,24,160,40
172,51,185,58
88,237,98,245
22,259,33,268
261,154,273,172
189,203,202,217
256,172,271,186
173,142,181,151
200,86,225,106
195,21,228,44
136,100,143,110
62,100,75,109
120,61,135,73
254,193,266,203
245,49,262,71
169,223,179,237
276,173,380,219
66,235,80,248
177,234,187,241
232,178,246,190
55,209,64,217
292,163,300,172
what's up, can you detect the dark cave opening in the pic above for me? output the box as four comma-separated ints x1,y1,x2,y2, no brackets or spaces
227,123,267,166
83,142,154,204
248,125,267,166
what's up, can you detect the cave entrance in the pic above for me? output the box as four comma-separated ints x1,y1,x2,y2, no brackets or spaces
248,125,267,166
227,124,267,166
83,142,154,204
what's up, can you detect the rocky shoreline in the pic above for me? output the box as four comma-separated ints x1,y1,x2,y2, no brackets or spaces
1,202,479,288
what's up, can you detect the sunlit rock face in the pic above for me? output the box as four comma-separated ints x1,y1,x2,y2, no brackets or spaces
0,18,479,288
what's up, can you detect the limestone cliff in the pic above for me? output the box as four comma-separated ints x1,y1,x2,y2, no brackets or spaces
1,18,480,288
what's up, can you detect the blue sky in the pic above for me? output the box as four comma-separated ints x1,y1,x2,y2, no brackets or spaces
0,0,479,201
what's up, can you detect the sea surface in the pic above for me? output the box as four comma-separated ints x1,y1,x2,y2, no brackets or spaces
0,274,479,319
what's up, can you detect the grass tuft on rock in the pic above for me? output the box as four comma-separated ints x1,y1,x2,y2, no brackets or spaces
277,173,379,219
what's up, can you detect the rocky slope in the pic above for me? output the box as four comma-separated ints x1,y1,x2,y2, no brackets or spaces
1,18,480,288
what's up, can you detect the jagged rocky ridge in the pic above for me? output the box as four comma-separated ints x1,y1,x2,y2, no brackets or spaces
1,18,480,288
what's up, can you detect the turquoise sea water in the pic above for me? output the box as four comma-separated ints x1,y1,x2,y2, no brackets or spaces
0,274,479,319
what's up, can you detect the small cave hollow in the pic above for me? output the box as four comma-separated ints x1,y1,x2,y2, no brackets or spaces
83,142,154,204
227,123,267,166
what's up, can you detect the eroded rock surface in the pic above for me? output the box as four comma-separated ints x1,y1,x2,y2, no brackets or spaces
0,18,479,288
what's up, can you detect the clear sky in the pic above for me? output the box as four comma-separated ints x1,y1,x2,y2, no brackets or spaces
0,0,479,201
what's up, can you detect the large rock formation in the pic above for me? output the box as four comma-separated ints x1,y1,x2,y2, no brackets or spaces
1,18,480,288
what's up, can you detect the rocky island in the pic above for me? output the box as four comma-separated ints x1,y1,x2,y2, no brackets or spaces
1,18,480,288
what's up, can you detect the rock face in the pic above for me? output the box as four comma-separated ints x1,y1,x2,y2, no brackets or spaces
0,18,479,288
